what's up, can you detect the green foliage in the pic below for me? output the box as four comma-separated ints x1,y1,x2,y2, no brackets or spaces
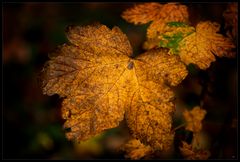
159,32,184,54
167,21,188,27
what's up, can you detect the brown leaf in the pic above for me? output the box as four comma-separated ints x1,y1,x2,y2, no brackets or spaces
183,106,206,133
223,2,238,41
122,3,163,25
179,141,211,160
41,24,188,150
122,138,153,160
122,3,189,25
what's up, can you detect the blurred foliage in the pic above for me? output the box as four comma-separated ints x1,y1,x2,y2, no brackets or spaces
3,2,237,159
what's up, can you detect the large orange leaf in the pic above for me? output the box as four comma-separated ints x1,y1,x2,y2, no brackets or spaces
41,23,188,150
125,49,185,150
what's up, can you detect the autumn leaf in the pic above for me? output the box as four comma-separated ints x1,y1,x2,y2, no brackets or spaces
191,132,209,151
179,141,211,160
179,21,235,69
183,106,206,133
125,49,186,150
121,2,163,25
122,2,189,25
144,21,194,52
41,23,188,150
121,138,153,160
155,21,235,69
223,3,238,38
181,108,210,159
122,2,189,49
143,22,194,51
146,21,193,41
223,2,238,41
122,3,235,70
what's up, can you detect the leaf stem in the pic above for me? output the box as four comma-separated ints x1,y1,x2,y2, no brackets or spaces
173,123,186,132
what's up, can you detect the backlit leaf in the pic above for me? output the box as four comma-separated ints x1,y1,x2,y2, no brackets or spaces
149,21,235,70
144,21,194,50
122,2,189,25
146,20,192,42
125,49,186,150
41,23,188,150
179,141,211,160
178,21,235,69
122,2,189,50
122,138,153,160
183,106,206,133
121,3,163,25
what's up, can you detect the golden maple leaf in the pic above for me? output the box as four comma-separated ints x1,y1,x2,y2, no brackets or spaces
223,2,238,41
122,2,189,25
179,141,211,160
183,106,206,133
121,138,153,160
155,21,235,70
41,23,188,150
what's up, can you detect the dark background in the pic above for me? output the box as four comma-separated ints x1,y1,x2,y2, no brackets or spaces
3,2,237,159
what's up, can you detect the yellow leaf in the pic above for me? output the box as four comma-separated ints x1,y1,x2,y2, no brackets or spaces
143,37,160,50
122,138,153,160
65,23,132,56
122,2,189,25
147,18,192,41
123,4,236,70
183,106,206,133
126,49,186,150
144,21,194,51
178,21,235,69
152,21,235,69
122,2,189,50
41,23,188,150
179,141,211,160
